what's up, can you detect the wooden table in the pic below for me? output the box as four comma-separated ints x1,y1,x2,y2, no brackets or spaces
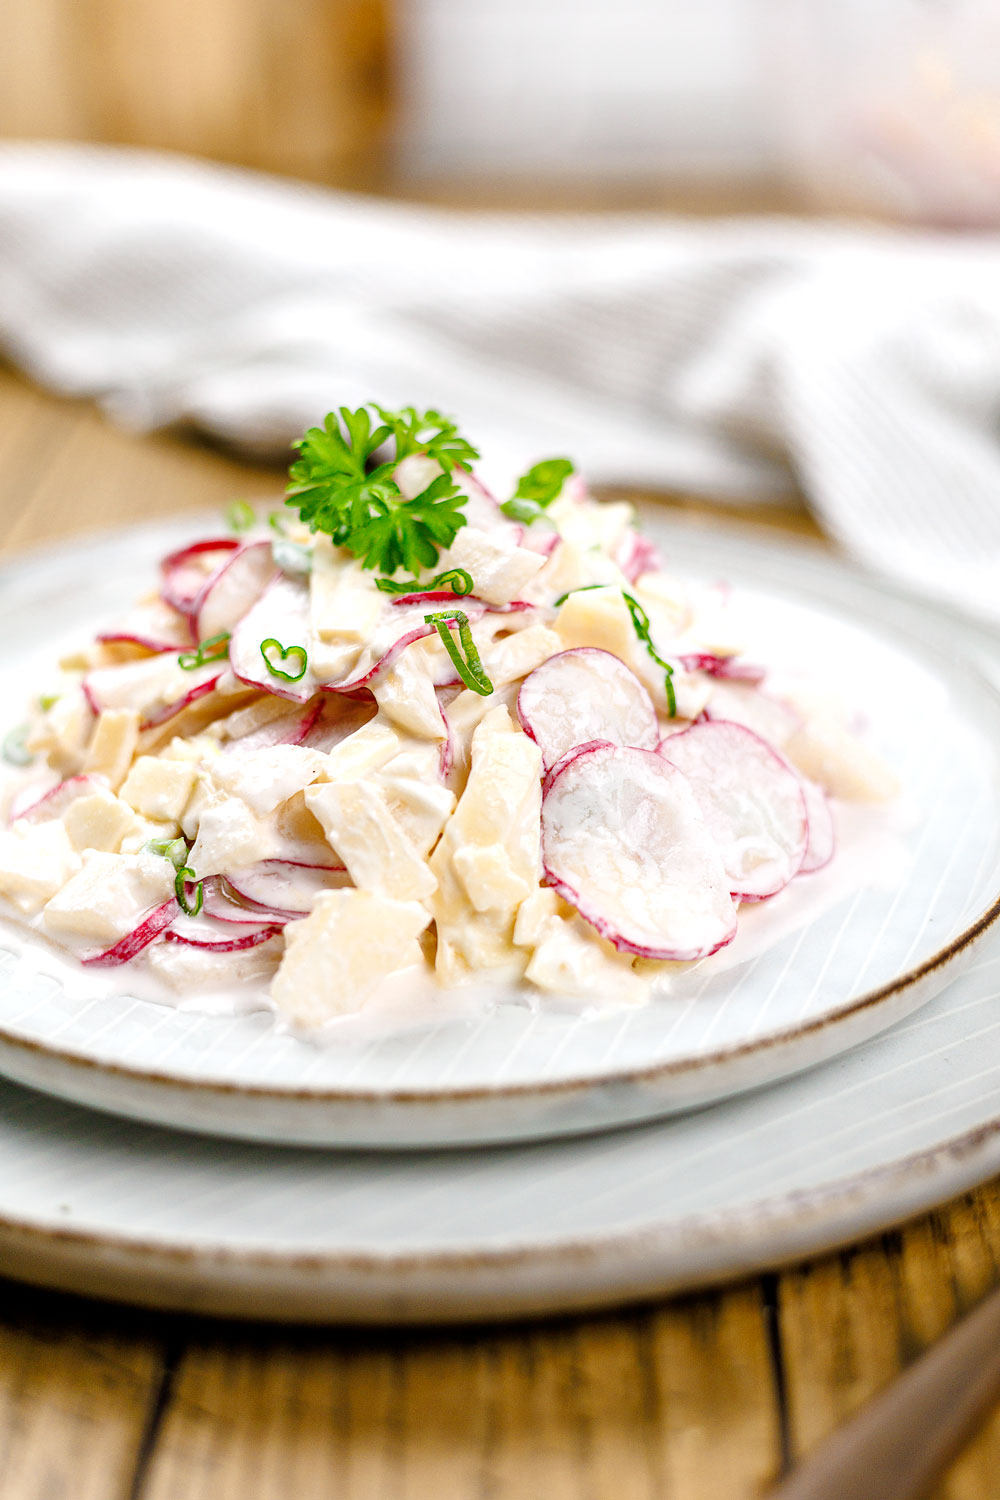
1,366,999,1500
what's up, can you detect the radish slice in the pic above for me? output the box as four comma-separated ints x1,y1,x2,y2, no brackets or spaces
223,862,350,919
99,598,194,653
799,777,836,874
541,743,737,961
163,923,282,954
81,899,177,967
703,680,800,748
658,720,808,899
84,653,224,728
222,697,325,752
299,695,376,751
161,539,239,620
517,648,659,771
13,774,101,824
616,531,663,583
195,540,278,641
228,576,316,702
677,653,767,685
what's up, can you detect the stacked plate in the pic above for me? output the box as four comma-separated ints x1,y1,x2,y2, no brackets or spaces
0,514,998,1322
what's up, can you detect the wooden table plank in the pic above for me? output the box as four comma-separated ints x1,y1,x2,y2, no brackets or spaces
0,1284,166,1500
135,1296,781,1500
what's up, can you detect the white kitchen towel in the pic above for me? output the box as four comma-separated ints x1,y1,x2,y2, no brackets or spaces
1,142,999,624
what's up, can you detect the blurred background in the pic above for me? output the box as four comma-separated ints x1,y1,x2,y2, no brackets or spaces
4,0,1000,224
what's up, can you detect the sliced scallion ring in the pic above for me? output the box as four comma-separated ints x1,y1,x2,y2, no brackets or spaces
174,865,204,917
423,609,493,697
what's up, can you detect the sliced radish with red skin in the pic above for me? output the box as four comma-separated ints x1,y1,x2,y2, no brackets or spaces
541,743,737,961
228,576,316,702
299,696,376,752
658,720,808,899
517,648,659,772
163,924,283,954
616,531,663,583
677,653,767,685
197,877,288,926
84,654,224,728
223,862,350,918
81,899,178,967
160,538,239,620
703,679,800,748
222,697,325,752
194,540,278,641
799,777,835,874
99,598,195,653
12,774,101,824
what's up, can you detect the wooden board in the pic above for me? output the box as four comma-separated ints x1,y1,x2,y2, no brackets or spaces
1,368,999,1499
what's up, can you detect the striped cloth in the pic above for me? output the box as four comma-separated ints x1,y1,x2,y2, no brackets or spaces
1,144,999,625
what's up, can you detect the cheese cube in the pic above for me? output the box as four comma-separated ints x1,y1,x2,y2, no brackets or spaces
512,888,561,948
305,780,436,901
372,643,446,740
26,689,93,775
325,719,401,782
120,755,197,822
84,709,140,789
376,757,455,857
429,706,542,979
524,914,647,1003
440,526,545,606
43,851,174,946
209,745,327,817
453,843,531,914
483,626,563,689
310,541,382,651
63,787,136,854
188,798,280,876
554,587,636,662
0,821,81,914
271,890,431,1026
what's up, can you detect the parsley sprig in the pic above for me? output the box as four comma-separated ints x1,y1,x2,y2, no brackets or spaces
285,405,479,575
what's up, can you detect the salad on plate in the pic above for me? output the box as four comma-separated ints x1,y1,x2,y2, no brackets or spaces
0,404,896,1033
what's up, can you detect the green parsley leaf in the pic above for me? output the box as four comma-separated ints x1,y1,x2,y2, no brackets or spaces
513,457,574,506
285,404,479,574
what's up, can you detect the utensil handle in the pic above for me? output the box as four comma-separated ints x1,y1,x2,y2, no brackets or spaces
770,1281,1000,1500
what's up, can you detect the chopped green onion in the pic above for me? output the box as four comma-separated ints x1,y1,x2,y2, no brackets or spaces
225,499,256,533
268,510,287,533
376,567,474,597
147,836,189,868
423,610,493,697
38,693,60,712
500,496,551,526
178,633,231,671
174,865,204,917
553,583,605,608
260,638,308,683
271,537,312,576
2,724,32,766
623,591,676,718
552,585,677,717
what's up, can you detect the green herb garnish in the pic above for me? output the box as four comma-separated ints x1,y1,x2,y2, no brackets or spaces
623,591,676,718
376,567,474,597
147,836,189,869
174,865,204,917
423,610,493,696
178,633,231,671
285,404,479,575
38,693,60,712
225,499,256,533
260,638,308,683
2,725,32,766
501,457,574,525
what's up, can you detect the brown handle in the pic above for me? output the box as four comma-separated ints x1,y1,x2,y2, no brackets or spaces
770,1280,1000,1500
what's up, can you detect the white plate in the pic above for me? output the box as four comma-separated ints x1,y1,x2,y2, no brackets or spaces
1,517,999,1147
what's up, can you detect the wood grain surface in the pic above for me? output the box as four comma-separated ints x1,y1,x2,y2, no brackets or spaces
1,365,999,1499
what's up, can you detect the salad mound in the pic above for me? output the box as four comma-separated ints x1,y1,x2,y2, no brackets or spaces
0,404,896,1030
